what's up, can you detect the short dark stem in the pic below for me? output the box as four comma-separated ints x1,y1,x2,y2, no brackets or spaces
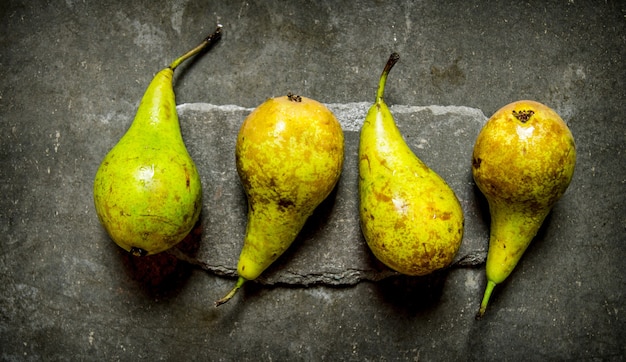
287,92,302,102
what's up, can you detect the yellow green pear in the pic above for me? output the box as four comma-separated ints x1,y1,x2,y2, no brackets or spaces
473,100,576,319
93,26,222,256
359,53,464,276
216,93,345,306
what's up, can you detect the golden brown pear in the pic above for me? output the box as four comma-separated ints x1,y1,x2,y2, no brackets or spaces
473,100,576,319
359,53,464,276
216,93,344,306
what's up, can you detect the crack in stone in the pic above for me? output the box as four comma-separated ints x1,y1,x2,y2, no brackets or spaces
169,247,487,286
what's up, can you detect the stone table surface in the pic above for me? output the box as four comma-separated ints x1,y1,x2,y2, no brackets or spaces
1,1,624,361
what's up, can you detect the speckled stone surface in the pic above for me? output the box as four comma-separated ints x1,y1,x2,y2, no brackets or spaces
1,1,624,360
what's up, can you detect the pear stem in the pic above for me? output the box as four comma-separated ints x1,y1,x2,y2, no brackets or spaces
476,280,497,320
376,52,400,102
168,24,223,71
215,276,246,307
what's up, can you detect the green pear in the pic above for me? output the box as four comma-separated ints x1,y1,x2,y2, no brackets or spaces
359,53,464,276
216,93,345,306
473,100,576,319
93,26,222,256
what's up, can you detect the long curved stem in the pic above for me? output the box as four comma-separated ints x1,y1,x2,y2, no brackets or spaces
169,24,223,71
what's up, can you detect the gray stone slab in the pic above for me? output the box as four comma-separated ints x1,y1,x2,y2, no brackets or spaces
175,102,489,285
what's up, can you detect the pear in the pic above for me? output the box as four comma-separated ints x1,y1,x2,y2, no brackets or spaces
216,93,344,306
473,100,576,319
93,26,222,256
359,53,464,276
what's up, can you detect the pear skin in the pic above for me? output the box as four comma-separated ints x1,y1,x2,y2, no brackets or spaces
359,53,464,276
472,100,576,319
93,26,222,256
216,93,344,306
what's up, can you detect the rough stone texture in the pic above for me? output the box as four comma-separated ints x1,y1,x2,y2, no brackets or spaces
1,1,625,361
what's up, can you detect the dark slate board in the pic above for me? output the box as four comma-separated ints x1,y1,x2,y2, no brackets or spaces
176,102,490,285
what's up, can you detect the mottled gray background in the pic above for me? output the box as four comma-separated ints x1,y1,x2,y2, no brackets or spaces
1,1,624,360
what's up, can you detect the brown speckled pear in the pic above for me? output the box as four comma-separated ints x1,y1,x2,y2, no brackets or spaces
359,53,464,276
473,100,576,319
216,93,344,306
